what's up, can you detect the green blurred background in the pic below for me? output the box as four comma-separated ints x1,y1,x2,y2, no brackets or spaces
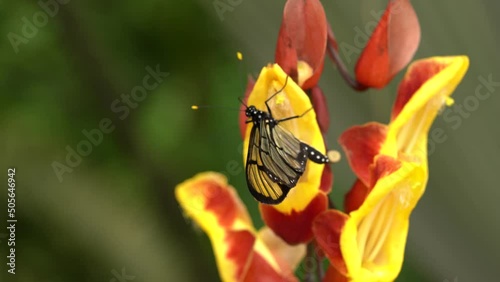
1,0,499,281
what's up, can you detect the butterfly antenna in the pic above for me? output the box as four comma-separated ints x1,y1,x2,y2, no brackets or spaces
191,105,244,111
236,51,250,102
237,97,248,108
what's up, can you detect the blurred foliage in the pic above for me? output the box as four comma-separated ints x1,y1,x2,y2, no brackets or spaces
0,0,499,281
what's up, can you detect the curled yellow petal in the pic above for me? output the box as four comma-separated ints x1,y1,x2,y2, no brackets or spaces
383,56,470,161
175,172,254,282
341,161,426,282
175,172,301,282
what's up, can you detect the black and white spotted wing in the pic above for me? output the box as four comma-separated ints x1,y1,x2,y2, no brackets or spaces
244,106,329,205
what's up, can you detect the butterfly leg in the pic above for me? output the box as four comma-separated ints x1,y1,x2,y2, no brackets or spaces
264,76,289,114
275,107,313,123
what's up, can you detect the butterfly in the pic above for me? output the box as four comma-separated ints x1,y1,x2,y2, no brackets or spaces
242,77,329,204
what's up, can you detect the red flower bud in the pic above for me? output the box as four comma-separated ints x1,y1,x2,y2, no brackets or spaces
275,0,328,89
355,0,420,88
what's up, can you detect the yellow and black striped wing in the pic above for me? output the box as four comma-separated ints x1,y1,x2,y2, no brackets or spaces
245,122,307,204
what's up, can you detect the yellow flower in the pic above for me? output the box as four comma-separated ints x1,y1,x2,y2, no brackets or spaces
313,56,469,281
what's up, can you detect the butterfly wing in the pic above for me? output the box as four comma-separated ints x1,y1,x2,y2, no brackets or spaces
246,124,289,204
245,120,308,204
263,122,308,184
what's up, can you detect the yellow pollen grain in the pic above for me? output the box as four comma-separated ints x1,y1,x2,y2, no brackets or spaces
445,96,454,106
191,105,199,110
236,51,243,61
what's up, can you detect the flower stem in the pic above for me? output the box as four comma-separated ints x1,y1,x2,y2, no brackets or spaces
326,28,368,91
304,243,317,282
315,241,325,280
304,241,326,282
328,196,336,210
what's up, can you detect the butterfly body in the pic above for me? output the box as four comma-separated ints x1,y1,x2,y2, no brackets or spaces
244,104,329,204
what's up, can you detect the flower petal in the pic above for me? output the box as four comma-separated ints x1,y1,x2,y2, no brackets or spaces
372,155,402,183
342,162,426,282
355,0,420,88
344,156,401,213
275,22,299,82
275,0,327,89
323,265,349,282
176,172,297,282
320,164,333,194
175,172,254,281
313,210,349,276
392,56,470,120
258,227,307,272
260,193,328,245
309,86,330,134
344,179,370,214
339,122,388,186
243,250,299,282
226,230,258,279
383,56,470,159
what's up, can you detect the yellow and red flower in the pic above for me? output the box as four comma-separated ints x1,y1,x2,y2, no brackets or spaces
240,64,330,245
175,172,306,282
313,56,469,282
176,0,471,281
235,0,334,246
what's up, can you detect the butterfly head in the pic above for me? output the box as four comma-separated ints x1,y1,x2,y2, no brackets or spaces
245,105,259,118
